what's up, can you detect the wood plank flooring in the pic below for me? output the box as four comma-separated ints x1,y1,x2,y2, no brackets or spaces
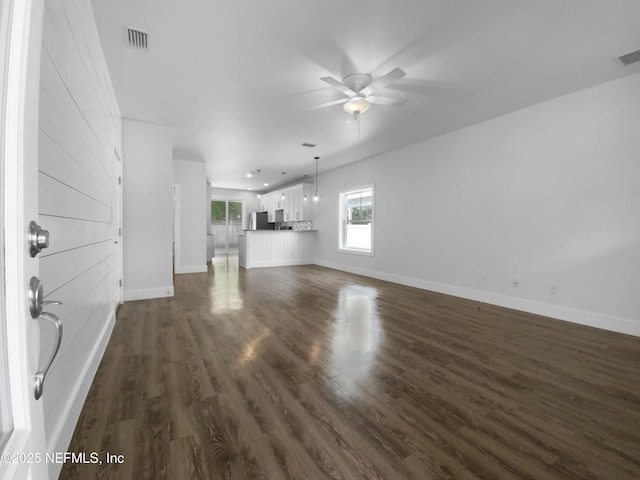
60,258,640,479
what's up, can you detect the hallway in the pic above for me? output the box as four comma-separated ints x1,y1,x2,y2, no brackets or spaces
61,260,640,479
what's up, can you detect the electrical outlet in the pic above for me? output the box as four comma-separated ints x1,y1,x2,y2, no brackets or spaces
512,279,520,288
551,284,558,294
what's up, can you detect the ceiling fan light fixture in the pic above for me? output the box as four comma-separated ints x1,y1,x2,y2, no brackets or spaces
343,96,371,115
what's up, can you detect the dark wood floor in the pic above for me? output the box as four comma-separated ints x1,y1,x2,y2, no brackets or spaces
60,257,640,479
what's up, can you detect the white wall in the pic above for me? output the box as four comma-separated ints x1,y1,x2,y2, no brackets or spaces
314,73,640,336
174,158,207,273
122,119,174,300
38,0,121,476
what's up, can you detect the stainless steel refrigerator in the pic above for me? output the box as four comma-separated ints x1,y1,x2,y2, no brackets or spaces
248,211,272,230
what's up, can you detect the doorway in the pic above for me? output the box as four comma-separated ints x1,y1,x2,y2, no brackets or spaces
211,198,243,257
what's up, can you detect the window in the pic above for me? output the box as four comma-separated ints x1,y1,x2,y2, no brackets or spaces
339,186,374,254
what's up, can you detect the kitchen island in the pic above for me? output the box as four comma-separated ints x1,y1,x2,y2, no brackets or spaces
239,230,316,269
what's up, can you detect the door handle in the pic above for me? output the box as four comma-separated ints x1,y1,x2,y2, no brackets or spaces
34,312,63,400
43,300,61,306
28,276,62,318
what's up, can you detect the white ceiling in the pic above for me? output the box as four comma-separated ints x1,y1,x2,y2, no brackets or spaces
91,0,640,191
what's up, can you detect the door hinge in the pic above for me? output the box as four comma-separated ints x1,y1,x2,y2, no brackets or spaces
118,176,122,185
119,279,122,287
118,227,122,236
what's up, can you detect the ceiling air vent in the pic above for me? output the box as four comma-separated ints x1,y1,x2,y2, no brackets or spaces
127,27,149,50
617,49,640,66
301,142,317,148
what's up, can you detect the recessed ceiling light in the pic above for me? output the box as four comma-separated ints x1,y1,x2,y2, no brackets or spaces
246,173,253,178
248,187,252,190
263,183,269,186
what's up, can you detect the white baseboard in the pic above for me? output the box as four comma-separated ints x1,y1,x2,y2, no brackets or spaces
124,286,174,301
242,259,314,269
174,264,208,274
314,260,640,337
47,309,116,479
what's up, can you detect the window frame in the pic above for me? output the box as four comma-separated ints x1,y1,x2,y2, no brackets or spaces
338,185,375,256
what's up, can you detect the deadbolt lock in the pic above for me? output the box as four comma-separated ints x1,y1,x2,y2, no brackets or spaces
28,221,50,257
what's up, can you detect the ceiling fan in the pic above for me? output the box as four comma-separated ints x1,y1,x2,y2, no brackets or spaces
319,68,408,119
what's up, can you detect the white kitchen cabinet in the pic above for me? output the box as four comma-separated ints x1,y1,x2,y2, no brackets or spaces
302,184,314,220
266,193,277,222
283,187,299,221
294,187,304,220
297,184,314,220
260,184,314,222
283,184,314,221
282,190,291,221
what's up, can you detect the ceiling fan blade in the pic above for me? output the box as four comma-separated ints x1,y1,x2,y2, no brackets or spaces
366,95,407,106
320,76,357,97
311,98,349,110
360,67,406,96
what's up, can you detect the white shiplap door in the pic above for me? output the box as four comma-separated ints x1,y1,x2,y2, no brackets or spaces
37,0,121,476
1,0,121,474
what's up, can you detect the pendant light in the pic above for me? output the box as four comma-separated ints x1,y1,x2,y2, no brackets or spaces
281,172,286,200
313,156,320,203
303,174,308,201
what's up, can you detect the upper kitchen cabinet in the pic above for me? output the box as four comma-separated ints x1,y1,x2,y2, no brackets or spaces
265,193,277,222
283,184,313,221
260,183,314,222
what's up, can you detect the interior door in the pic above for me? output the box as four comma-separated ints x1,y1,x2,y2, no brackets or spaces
0,0,50,479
